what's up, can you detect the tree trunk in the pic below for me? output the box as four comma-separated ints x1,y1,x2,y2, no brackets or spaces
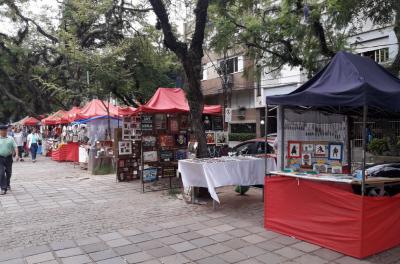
183,58,208,158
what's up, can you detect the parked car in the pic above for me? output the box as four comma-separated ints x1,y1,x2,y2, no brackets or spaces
229,135,276,157
352,163,400,196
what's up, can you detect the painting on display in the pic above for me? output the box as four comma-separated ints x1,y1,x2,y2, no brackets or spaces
175,133,187,147
314,144,328,157
215,131,228,145
313,163,328,173
206,131,216,145
175,149,187,160
159,135,175,147
141,115,153,131
118,141,132,155
162,166,176,178
143,151,158,162
180,115,189,129
287,141,301,158
302,144,314,153
301,153,312,169
143,167,157,182
142,136,157,147
159,150,174,162
329,143,343,161
203,115,212,130
169,117,179,133
212,116,223,131
155,114,167,130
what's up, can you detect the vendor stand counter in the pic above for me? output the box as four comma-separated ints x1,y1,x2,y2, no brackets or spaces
179,156,276,204
265,172,400,259
51,142,79,162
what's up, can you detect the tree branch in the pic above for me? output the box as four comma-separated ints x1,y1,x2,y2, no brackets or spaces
190,0,210,55
148,0,187,58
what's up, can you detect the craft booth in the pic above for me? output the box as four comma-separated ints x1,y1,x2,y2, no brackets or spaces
264,51,400,258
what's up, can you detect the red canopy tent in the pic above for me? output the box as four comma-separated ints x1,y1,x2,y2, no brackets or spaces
135,88,221,114
118,106,137,117
75,99,120,120
66,106,81,123
23,117,40,126
41,110,69,125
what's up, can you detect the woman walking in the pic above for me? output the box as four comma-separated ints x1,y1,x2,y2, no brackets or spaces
13,127,25,161
27,128,41,162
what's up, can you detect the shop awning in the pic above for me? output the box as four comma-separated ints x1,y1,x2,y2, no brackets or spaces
23,117,41,126
118,106,137,117
266,51,400,112
76,99,120,120
136,88,222,115
41,110,69,125
66,106,81,123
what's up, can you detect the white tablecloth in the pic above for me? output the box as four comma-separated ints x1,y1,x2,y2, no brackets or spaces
178,157,277,203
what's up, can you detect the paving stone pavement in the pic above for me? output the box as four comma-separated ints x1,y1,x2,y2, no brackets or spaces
0,157,399,263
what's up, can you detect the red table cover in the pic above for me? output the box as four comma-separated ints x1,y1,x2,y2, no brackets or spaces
51,143,79,162
264,176,400,258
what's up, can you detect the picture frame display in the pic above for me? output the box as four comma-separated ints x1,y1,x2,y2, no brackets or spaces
169,117,179,133
314,144,328,157
212,116,223,131
155,114,167,130
206,131,216,145
175,149,187,160
287,141,301,158
141,115,153,131
301,153,312,168
180,115,189,129
142,136,157,147
159,135,175,147
313,163,328,173
329,143,343,161
203,115,212,130
302,144,314,153
162,166,176,178
175,133,187,147
143,151,158,162
118,141,132,155
215,131,228,145
143,167,157,182
159,150,174,162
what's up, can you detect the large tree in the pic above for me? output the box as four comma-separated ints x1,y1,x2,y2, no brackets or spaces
148,0,210,157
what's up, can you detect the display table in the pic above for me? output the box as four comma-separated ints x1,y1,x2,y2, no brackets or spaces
264,174,400,258
51,142,79,162
179,156,276,203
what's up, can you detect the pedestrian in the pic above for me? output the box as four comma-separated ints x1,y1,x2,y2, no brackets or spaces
27,128,41,162
13,127,25,161
0,124,19,195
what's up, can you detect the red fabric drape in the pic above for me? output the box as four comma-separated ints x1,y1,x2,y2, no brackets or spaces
264,176,400,258
51,143,79,162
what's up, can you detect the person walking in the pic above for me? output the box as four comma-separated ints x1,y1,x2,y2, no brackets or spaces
13,127,25,161
27,128,41,162
0,124,18,195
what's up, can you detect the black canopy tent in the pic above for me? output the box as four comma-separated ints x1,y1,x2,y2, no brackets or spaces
265,51,400,194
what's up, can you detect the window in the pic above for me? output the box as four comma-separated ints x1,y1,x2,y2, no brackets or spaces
220,57,239,74
359,48,389,63
234,142,255,155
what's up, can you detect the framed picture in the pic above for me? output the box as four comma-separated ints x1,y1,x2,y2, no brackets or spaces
142,136,157,147
159,150,174,162
141,115,153,131
143,151,158,162
118,141,132,155
329,143,343,161
155,114,167,130
162,166,176,178
169,117,179,133
332,166,343,174
175,149,187,160
206,131,216,145
143,167,157,182
287,141,301,158
302,144,314,153
159,135,175,147
215,131,228,145
203,115,212,130
180,115,189,129
212,116,223,131
301,153,312,168
313,163,328,173
314,144,328,157
175,133,187,147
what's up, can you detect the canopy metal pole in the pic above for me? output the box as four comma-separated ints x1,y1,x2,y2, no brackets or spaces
265,104,269,175
279,106,285,170
361,104,368,196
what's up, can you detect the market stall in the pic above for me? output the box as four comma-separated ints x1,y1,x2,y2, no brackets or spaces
117,88,224,192
264,51,400,258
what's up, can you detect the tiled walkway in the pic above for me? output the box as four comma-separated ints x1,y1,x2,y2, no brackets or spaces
0,157,398,263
